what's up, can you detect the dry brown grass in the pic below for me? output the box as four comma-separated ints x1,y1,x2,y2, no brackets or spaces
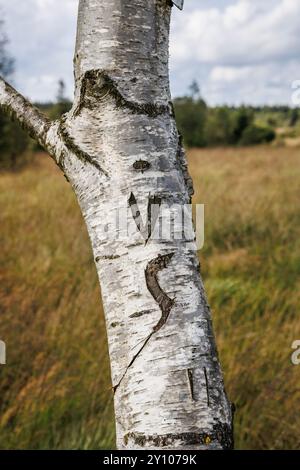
189,146,300,449
0,146,300,449
0,154,114,449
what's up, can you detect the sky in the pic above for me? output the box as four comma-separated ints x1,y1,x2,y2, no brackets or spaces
0,0,299,105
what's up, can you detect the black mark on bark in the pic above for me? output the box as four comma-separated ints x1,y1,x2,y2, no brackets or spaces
128,193,161,244
74,70,173,118
186,368,195,401
124,422,234,449
128,192,142,232
203,367,210,407
95,254,120,262
129,310,152,319
133,160,151,172
147,195,162,245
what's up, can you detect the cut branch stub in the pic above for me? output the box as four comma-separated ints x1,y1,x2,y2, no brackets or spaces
172,0,184,10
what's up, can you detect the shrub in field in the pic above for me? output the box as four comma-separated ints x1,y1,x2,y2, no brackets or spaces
240,124,276,146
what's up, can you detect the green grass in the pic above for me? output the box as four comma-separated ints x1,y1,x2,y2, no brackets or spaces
0,146,300,449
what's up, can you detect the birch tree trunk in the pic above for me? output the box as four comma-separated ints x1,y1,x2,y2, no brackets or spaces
0,0,233,450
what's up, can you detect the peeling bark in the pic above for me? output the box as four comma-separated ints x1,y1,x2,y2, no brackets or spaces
0,0,233,450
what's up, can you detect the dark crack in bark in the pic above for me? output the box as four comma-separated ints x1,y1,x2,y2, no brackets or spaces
147,195,162,245
58,115,109,175
74,69,173,118
113,253,175,394
186,368,195,401
124,422,234,449
176,133,194,202
203,366,210,407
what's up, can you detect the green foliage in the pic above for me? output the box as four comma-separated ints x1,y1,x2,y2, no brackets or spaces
289,108,298,127
174,95,278,147
173,96,207,147
0,19,30,170
204,107,235,146
0,112,30,169
232,107,255,143
49,79,72,120
240,124,276,146
172,82,300,147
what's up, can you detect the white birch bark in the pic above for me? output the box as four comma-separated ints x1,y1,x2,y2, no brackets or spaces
0,0,233,450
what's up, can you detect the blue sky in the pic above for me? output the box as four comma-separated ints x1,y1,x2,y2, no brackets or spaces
0,0,299,105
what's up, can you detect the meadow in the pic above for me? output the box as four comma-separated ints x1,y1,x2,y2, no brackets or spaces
0,146,299,449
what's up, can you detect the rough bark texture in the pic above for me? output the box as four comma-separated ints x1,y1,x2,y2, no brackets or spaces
0,0,233,450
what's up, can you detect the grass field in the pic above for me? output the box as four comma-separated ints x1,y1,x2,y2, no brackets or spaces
0,146,300,449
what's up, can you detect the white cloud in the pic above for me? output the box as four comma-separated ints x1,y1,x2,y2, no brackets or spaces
0,0,77,101
0,0,299,105
171,0,300,65
170,0,300,104
205,60,300,106
210,66,252,83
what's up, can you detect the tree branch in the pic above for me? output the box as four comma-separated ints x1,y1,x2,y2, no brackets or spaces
0,76,54,156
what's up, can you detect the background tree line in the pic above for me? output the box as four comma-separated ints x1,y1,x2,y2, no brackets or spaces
174,81,299,148
0,23,299,170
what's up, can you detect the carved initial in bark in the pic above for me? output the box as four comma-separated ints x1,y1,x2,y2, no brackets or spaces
128,193,162,243
113,252,175,393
